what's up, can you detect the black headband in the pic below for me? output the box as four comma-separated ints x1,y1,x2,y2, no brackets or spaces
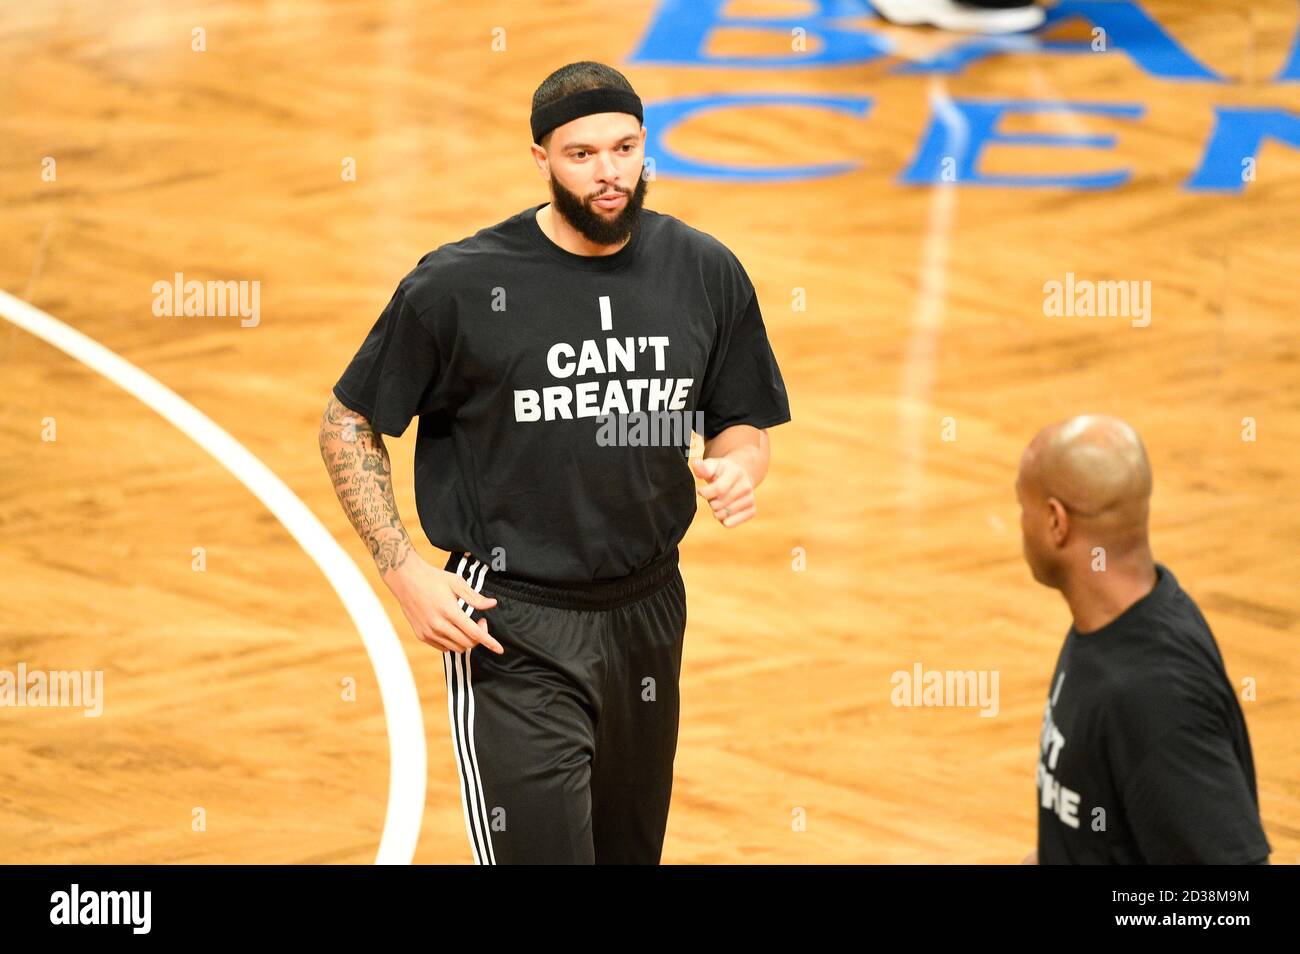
531,87,644,145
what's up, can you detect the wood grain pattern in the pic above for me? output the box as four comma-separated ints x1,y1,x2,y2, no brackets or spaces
0,0,1295,864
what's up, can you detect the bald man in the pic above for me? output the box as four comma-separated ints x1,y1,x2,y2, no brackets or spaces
1015,415,1270,864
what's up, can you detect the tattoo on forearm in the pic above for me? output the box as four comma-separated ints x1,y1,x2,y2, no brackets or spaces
319,396,413,574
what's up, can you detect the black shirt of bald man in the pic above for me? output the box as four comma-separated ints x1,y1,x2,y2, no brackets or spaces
1036,563,1271,864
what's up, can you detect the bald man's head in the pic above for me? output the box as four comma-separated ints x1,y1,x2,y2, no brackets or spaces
1015,415,1153,587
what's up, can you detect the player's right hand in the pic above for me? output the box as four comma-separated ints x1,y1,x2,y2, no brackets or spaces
383,556,504,655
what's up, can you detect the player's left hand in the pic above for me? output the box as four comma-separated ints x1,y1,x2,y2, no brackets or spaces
691,456,756,528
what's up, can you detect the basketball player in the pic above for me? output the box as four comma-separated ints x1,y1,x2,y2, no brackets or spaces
1015,415,1270,864
317,62,791,864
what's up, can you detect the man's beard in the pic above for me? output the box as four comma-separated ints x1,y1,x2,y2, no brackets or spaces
548,168,650,246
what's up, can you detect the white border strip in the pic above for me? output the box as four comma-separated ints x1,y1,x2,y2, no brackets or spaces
0,287,426,865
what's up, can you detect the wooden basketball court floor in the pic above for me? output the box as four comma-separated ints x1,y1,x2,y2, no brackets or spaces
1,1,1296,863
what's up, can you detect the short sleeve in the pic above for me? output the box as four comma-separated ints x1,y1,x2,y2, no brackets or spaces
697,257,792,441
331,285,445,438
1120,720,1271,864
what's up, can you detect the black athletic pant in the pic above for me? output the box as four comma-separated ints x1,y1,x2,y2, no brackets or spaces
440,547,687,864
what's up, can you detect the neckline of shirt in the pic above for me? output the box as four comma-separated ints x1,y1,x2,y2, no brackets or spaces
524,202,642,272
1069,563,1172,643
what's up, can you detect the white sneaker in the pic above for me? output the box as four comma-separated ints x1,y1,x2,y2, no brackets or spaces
870,0,1046,35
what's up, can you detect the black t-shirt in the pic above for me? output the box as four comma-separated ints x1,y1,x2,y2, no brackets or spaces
332,203,791,582
1036,563,1271,864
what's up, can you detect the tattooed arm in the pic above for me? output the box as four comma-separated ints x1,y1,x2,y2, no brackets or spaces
318,396,503,654
317,396,417,573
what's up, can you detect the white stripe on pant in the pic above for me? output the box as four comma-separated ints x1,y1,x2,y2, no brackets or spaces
444,553,497,864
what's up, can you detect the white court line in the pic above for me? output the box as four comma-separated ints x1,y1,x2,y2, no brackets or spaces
898,77,967,506
0,287,426,865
